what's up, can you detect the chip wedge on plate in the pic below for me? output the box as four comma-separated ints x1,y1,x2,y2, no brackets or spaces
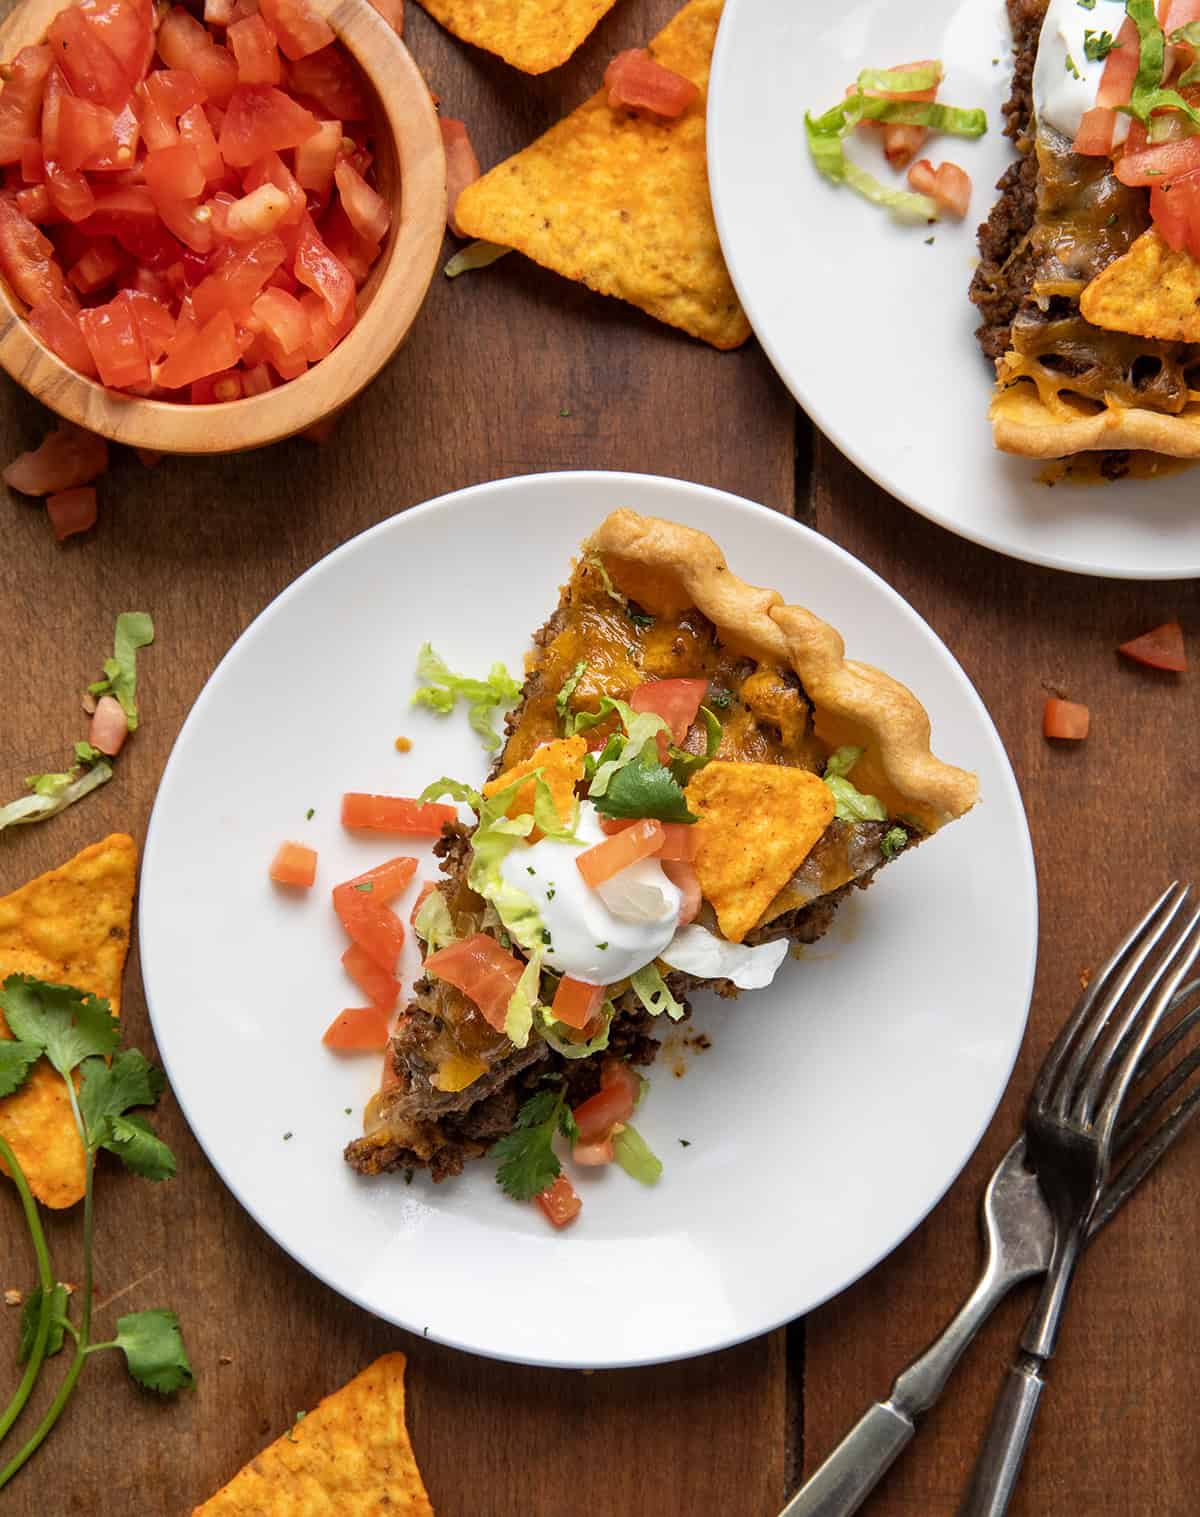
345,510,977,1196
417,0,619,74
0,834,137,1209
453,0,750,350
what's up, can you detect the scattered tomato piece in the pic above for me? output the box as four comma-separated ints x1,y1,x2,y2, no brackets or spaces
332,881,405,971
572,1134,615,1167
4,420,107,495
270,838,318,886
342,941,400,1011
336,853,417,905
1118,621,1187,673
439,117,479,238
423,932,525,1033
572,1059,639,1143
1043,698,1089,741
662,858,701,925
341,792,457,835
535,1173,582,1228
604,48,699,120
551,975,605,1031
322,1005,390,1052
577,817,665,888
907,158,971,218
46,485,98,543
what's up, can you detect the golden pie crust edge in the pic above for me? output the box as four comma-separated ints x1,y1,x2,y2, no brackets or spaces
584,509,979,831
990,374,1200,458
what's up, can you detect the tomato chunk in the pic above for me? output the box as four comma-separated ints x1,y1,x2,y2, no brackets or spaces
144,143,207,201
0,47,53,166
286,44,365,118
294,210,354,321
572,1059,640,1143
29,292,99,376
336,854,417,905
155,307,240,386
218,84,319,166
598,816,696,860
907,158,971,218
46,8,132,112
3,421,107,494
604,48,699,119
572,1135,615,1167
439,117,479,237
80,292,150,386
662,859,701,925
269,839,317,886
551,975,605,1031
55,98,118,173
260,0,335,61
577,817,665,887
424,932,526,1033
229,14,283,85
333,157,389,243
322,1005,391,1052
332,881,405,972
630,677,707,744
0,195,65,305
1118,621,1187,672
341,792,456,835
342,941,400,1011
88,694,127,754
294,117,342,194
191,233,287,320
535,1173,581,1228
46,486,98,543
1043,698,1089,741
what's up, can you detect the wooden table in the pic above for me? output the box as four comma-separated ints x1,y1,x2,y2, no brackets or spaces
2,3,1199,1513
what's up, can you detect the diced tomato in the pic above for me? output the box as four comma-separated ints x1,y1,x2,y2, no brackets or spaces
15,185,52,223
294,117,341,193
572,1135,614,1166
409,880,436,928
146,67,208,128
332,881,405,972
46,8,132,113
0,195,66,306
342,942,400,1011
1117,137,1200,186
244,149,307,219
1164,0,1200,29
286,44,365,118
218,84,319,165
598,815,696,861
205,0,236,24
217,181,291,239
438,117,479,237
1043,698,1089,741
322,1005,391,1052
190,231,286,319
145,143,207,201
423,932,526,1033
299,286,352,358
260,0,335,61
155,306,239,385
229,14,283,85
20,139,45,183
123,286,176,359
340,792,456,835
80,291,149,385
0,47,53,166
1074,106,1116,157
252,283,309,355
603,48,699,120
577,817,665,886
551,975,605,1031
882,123,928,170
1097,18,1140,111
179,104,223,181
68,239,123,293
367,0,404,33
335,854,417,906
1118,621,1187,672
907,158,971,218
269,838,317,886
44,162,96,224
28,292,98,375
241,359,273,394
47,485,99,543
319,198,376,283
293,210,354,319
51,97,115,173
190,366,239,401
662,859,701,925
630,678,707,745
4,418,108,494
151,190,215,255
79,0,156,82
85,102,140,172
572,1059,640,1143
156,10,238,107
534,1174,581,1228
333,157,389,243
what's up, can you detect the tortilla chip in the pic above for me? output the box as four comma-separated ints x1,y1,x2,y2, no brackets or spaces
1079,228,1200,343
685,763,834,942
483,734,587,832
417,0,618,73
0,834,137,1209
453,0,751,350
193,1352,435,1516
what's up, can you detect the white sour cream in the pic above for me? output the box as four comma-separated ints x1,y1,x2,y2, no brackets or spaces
498,801,682,986
1032,0,1133,146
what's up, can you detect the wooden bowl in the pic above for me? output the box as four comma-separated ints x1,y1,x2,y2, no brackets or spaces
0,0,446,453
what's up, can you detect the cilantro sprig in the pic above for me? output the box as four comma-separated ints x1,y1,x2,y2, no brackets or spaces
491,1084,579,1201
0,975,192,1492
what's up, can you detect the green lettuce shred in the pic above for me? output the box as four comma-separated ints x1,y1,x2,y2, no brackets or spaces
504,948,543,1048
412,888,456,952
822,746,888,823
444,240,511,278
412,643,521,751
539,999,615,1059
630,963,686,1022
856,63,942,95
1122,1,1200,128
89,612,154,731
880,825,909,860
612,1123,663,1186
0,763,113,835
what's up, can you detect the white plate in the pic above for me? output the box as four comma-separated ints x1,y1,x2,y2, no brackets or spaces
708,0,1200,580
140,472,1036,1368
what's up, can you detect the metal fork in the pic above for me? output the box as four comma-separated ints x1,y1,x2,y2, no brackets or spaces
958,882,1200,1517
780,954,1200,1517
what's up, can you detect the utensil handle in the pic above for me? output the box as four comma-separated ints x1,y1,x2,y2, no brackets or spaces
778,1402,913,1517
956,1359,1045,1517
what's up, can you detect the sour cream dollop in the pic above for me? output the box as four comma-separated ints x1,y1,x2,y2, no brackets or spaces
498,801,681,986
1032,0,1133,146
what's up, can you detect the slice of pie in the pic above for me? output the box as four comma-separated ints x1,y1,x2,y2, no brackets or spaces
971,0,1200,465
345,511,977,1202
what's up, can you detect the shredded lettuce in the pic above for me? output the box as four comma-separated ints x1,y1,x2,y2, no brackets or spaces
822,746,888,823
89,612,154,732
659,925,789,990
612,1123,662,1186
584,702,668,795
666,705,722,785
413,888,456,952
0,762,113,834
880,826,909,860
1122,1,1200,128
443,240,511,278
555,660,587,732
630,962,686,1021
539,999,615,1059
856,63,942,94
412,643,521,751
504,948,542,1048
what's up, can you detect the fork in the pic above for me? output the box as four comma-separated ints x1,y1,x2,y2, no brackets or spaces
780,952,1200,1517
958,881,1200,1517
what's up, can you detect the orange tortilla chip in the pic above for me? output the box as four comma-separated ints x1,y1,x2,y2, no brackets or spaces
0,834,136,1209
1079,228,1200,344
483,734,587,833
685,763,835,942
453,0,750,350
417,0,618,73
192,1352,435,1516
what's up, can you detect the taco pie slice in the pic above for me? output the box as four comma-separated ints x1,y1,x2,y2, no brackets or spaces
971,0,1200,464
345,512,976,1202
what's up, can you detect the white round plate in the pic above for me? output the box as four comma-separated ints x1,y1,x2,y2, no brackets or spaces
708,0,1200,579
140,472,1036,1368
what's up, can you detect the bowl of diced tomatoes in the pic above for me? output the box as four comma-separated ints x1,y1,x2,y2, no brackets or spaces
0,0,445,452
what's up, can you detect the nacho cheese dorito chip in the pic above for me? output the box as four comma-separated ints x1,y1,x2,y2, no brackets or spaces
685,762,836,943
1079,228,1200,345
0,834,136,1210
417,0,619,73
483,734,587,831
453,0,751,351
192,1352,435,1516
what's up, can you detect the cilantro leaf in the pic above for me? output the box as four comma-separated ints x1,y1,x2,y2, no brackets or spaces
0,1038,43,1098
412,643,520,751
112,1309,194,1394
593,747,697,824
99,1114,176,1181
79,1049,165,1144
555,660,587,732
0,976,119,1078
1083,28,1118,61
492,1086,569,1201
99,612,154,732
18,1283,69,1364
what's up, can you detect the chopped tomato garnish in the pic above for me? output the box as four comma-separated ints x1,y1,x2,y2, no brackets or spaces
598,816,696,861
0,48,53,166
259,0,335,62
882,124,928,170
333,158,390,244
341,792,457,835
1074,107,1116,158
535,1173,581,1228
269,838,318,886
629,677,708,744
3,420,107,495
342,942,400,1011
228,15,282,85
336,854,417,907
332,881,405,972
0,196,65,307
438,117,479,237
572,1134,615,1166
603,48,699,120
907,159,971,218
551,975,605,1031
322,1005,390,1052
155,308,241,388
47,485,98,543
1118,621,1187,672
577,817,665,887
423,932,525,1033
572,1059,640,1144
286,45,365,119
294,117,342,195
1096,16,1141,111
662,859,701,925
1043,698,1089,741
1117,137,1200,187
80,293,151,387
